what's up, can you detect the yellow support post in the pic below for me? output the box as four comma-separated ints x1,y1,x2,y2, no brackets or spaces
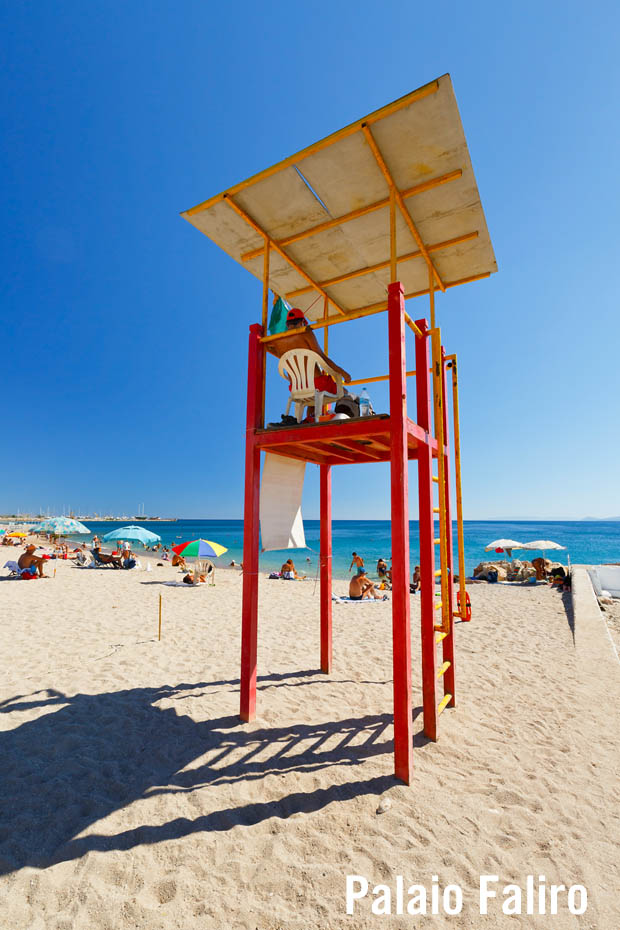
260,240,270,427
389,186,397,282
430,317,450,636
449,354,467,621
323,296,329,354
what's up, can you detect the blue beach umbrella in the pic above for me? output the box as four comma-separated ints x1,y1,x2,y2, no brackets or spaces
102,525,162,546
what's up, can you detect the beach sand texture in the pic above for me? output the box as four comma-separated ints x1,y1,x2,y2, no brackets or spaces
1,558,619,929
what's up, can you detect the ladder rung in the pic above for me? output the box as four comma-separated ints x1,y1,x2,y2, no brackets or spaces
435,631,448,643
434,569,443,576
433,507,440,513
433,538,441,545
438,693,452,715
434,623,448,632
434,601,442,610
437,661,451,678
432,475,439,483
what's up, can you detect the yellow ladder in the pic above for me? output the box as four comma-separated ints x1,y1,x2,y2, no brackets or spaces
429,325,450,635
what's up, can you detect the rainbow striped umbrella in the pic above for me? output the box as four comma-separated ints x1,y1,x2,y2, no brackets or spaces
172,538,228,559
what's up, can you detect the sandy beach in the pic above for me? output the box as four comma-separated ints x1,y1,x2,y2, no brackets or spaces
1,548,619,929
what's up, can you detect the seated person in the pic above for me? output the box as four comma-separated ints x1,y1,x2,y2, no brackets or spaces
93,546,123,569
281,558,299,580
121,547,136,569
266,307,351,397
531,557,547,581
18,545,47,577
349,567,385,600
171,552,187,571
411,565,421,593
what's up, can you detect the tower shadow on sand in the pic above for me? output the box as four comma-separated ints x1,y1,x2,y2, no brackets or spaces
0,670,414,874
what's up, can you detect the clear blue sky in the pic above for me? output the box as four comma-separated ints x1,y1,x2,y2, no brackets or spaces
2,1,619,520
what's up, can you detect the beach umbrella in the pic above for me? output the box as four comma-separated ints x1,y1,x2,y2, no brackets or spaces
484,539,526,559
7,531,28,538
484,539,525,551
102,525,161,546
172,538,228,559
521,540,566,560
38,517,90,535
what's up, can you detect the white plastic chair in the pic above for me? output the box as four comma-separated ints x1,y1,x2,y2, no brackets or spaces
277,349,344,423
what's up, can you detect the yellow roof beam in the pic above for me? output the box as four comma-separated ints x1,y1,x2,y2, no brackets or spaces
224,194,347,316
285,231,478,299
361,123,445,292
241,169,462,263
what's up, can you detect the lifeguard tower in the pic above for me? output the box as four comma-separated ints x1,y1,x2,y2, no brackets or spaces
181,74,497,784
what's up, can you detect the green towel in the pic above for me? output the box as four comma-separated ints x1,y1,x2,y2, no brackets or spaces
268,297,291,335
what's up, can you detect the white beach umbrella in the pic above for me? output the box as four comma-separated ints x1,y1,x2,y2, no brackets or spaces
521,540,566,561
484,539,526,558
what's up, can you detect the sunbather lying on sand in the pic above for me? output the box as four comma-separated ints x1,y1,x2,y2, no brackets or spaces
183,572,207,584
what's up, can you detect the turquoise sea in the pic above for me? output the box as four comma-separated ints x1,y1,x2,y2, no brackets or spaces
72,519,620,580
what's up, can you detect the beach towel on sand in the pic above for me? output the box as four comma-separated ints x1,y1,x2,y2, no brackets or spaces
164,580,206,587
332,594,387,605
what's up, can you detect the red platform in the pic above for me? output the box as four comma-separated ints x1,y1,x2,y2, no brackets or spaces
256,414,441,466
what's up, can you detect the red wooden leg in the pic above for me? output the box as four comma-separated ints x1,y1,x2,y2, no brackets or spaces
415,318,438,740
240,324,264,722
388,281,413,784
320,464,332,673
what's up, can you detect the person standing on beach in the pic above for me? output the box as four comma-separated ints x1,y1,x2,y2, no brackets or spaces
349,552,365,574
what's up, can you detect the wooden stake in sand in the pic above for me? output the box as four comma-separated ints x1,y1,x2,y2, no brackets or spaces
158,593,162,641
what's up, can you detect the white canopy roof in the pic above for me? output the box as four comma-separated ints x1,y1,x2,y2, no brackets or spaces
182,74,497,321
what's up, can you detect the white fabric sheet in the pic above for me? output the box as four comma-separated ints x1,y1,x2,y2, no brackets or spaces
260,454,306,551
